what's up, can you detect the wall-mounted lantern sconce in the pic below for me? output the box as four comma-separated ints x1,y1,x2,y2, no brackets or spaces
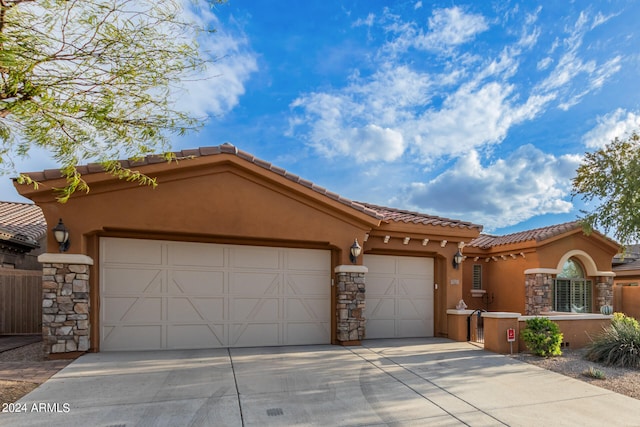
349,238,362,264
452,249,464,269
52,218,70,252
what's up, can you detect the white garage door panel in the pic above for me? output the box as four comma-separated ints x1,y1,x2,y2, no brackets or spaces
101,238,330,350
171,270,225,293
102,268,162,294
104,239,163,265
231,272,279,295
364,254,434,339
168,324,223,348
231,298,279,321
168,242,225,267
102,325,163,351
232,246,280,269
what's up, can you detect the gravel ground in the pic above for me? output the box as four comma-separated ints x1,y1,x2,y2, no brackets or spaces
511,348,640,400
0,343,47,405
1,343,639,405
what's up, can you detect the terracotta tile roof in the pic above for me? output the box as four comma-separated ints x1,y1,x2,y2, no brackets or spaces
0,201,46,247
468,221,583,249
356,202,483,231
18,143,385,221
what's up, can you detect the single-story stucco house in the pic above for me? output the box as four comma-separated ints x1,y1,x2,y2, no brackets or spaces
462,222,619,315
11,144,621,355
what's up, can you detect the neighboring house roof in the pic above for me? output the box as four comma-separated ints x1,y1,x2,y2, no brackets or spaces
0,201,46,249
356,202,483,231
613,258,640,273
469,221,598,249
612,244,640,275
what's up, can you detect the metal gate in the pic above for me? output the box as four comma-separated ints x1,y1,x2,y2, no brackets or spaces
467,309,485,344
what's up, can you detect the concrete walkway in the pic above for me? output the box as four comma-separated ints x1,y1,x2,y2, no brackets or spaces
1,338,638,426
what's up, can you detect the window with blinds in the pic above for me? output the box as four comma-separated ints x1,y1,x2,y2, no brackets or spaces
472,264,482,290
554,257,592,313
554,278,592,312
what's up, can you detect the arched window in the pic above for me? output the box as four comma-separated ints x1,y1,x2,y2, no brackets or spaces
558,258,585,278
554,258,592,312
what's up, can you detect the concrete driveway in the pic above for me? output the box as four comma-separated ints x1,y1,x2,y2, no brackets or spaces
2,338,639,426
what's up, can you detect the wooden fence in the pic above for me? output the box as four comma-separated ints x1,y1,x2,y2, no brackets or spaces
0,269,42,335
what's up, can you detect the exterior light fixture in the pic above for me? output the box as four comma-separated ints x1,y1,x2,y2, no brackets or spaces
452,249,464,269
52,218,70,252
349,238,362,264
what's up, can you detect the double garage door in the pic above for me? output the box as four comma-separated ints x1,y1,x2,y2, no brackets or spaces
100,238,331,351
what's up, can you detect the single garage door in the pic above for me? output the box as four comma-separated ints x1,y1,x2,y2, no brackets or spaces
100,238,331,350
364,254,434,339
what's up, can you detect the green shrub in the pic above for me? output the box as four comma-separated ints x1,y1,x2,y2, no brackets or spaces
612,312,640,329
521,317,563,357
585,313,640,369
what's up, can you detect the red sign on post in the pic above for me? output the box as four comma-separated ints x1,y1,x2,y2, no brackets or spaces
507,328,516,342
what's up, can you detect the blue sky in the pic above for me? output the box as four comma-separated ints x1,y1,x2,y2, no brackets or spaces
4,0,640,235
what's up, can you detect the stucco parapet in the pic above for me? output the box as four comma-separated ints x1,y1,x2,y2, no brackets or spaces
595,271,616,277
524,268,615,277
446,309,476,316
482,312,521,319
524,268,558,275
519,313,612,321
334,265,369,274
38,253,94,266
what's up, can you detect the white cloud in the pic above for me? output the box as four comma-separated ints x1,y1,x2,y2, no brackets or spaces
404,146,580,230
349,125,405,162
381,6,488,55
421,7,489,49
353,13,375,28
535,11,621,108
414,2,423,11
592,11,620,29
289,65,430,161
290,6,622,170
537,57,553,70
175,3,258,118
409,82,516,160
582,109,640,149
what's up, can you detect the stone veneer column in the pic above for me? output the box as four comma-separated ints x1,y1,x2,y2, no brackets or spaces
38,253,94,358
596,276,614,310
334,265,367,344
524,272,553,315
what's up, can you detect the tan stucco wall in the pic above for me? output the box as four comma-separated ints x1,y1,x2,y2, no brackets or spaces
615,285,640,320
536,234,616,274
462,252,540,313
462,232,618,315
518,315,611,350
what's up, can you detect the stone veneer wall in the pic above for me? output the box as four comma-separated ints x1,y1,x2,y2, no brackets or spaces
39,254,94,356
524,273,553,315
526,272,614,315
334,266,367,342
596,276,614,310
